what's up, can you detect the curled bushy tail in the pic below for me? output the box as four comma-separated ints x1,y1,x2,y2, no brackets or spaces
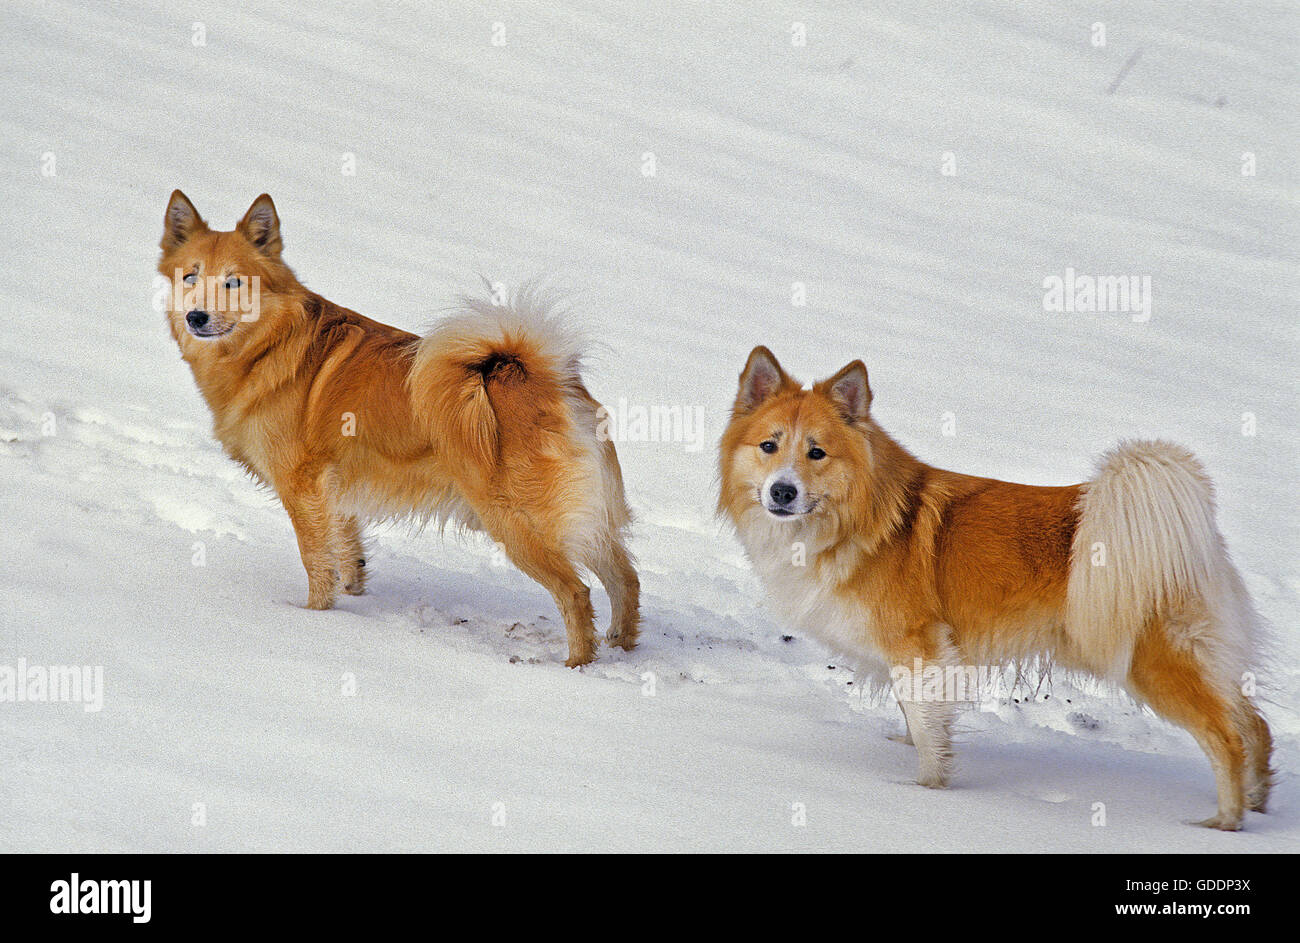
407,287,586,473
1066,440,1253,679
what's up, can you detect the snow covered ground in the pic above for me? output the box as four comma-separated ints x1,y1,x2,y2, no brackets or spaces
0,1,1295,852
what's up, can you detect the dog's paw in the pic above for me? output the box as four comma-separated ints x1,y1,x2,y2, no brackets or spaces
886,732,914,745
916,761,951,789
339,557,367,595
604,628,637,651
1246,778,1273,813
565,652,595,668
1190,814,1243,832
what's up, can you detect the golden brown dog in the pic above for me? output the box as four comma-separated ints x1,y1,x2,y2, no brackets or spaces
158,190,639,666
719,346,1272,829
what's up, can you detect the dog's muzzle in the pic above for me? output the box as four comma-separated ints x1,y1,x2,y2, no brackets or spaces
761,475,814,518
185,309,234,339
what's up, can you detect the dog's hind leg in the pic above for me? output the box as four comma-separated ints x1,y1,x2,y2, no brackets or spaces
584,436,640,651
590,538,641,652
1126,625,1247,830
1236,697,1274,813
337,514,368,596
487,512,597,667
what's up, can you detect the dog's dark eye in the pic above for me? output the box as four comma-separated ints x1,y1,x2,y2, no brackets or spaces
759,440,778,454
183,273,197,285
808,447,826,460
224,276,241,290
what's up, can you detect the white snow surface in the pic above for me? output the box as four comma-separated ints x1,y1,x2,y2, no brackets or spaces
0,1,1296,852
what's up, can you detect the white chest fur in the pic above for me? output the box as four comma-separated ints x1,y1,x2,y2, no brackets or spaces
739,524,884,671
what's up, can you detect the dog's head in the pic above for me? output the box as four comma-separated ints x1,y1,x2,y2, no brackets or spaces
157,190,297,354
718,346,875,534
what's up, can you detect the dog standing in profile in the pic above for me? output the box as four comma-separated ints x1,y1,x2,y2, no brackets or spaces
157,190,639,666
718,345,1272,829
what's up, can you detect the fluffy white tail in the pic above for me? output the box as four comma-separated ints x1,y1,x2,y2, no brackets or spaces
1065,440,1252,679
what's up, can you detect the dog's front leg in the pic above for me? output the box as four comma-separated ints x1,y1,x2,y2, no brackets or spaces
889,628,960,788
898,698,954,788
278,469,339,610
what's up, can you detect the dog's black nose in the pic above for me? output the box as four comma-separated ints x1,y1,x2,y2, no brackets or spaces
770,481,797,506
186,310,209,329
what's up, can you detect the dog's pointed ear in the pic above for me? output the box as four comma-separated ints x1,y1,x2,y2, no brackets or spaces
161,189,207,252
237,193,282,257
735,346,792,413
818,360,872,424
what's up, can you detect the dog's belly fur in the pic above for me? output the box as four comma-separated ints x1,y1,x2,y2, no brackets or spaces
750,548,1066,685
333,451,480,530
